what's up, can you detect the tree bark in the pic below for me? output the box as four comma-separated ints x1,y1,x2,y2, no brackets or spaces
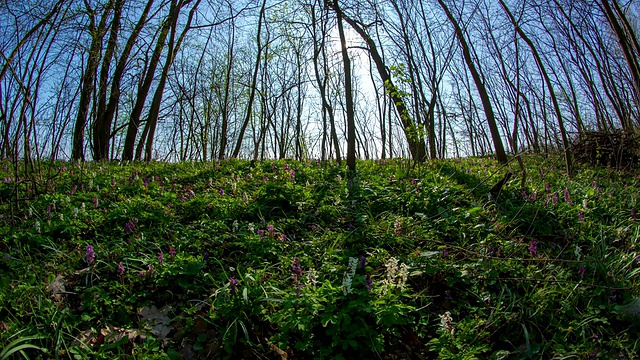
436,0,508,164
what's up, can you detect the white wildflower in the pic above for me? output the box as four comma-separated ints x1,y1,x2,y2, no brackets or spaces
73,207,78,219
439,311,455,336
342,257,358,295
398,263,409,290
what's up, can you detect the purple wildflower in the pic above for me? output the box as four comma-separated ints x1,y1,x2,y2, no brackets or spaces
0,322,7,331
528,241,538,256
579,210,584,222
218,188,224,196
229,278,239,294
117,262,125,275
147,264,155,276
545,184,550,192
258,229,265,240
111,180,116,187
578,265,586,278
365,273,373,292
157,252,164,264
291,257,303,280
169,246,176,258
85,245,95,265
441,248,449,258
564,188,573,204
93,196,98,208
124,220,135,233
358,255,366,269
267,225,275,238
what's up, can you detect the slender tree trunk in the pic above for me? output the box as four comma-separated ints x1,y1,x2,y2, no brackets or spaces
94,0,154,161
141,0,199,161
331,5,426,161
437,0,507,164
498,0,571,175
71,4,112,161
122,0,175,160
333,1,356,171
232,0,267,158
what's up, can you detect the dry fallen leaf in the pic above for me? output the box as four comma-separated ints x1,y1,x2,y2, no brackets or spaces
139,305,173,340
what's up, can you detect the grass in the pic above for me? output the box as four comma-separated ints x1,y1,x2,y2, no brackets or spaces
1,155,639,359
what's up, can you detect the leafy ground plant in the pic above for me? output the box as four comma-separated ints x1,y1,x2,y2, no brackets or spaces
1,156,639,358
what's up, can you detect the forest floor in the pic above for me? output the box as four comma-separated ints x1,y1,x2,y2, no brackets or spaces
1,155,639,359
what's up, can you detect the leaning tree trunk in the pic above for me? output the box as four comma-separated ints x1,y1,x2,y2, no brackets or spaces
436,0,508,164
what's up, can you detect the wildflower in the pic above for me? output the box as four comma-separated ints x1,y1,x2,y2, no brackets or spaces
117,262,125,275
441,248,449,258
587,348,598,358
439,311,455,336
358,255,366,269
579,210,584,222
73,207,78,219
124,220,135,233
552,192,559,205
564,188,572,204
528,241,538,256
169,246,176,258
291,257,303,280
394,218,402,235
0,322,7,331
307,267,318,288
218,188,224,196
93,196,98,208
545,184,550,192
583,199,588,209
85,245,95,265
578,265,586,278
111,180,116,187
157,252,164,264
229,278,239,294
278,233,286,241
47,205,52,218
258,229,265,240
398,263,409,290
147,264,155,276
267,225,275,238
138,270,145,278
365,273,373,292
342,257,358,295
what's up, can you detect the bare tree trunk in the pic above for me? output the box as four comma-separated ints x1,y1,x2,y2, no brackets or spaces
333,1,356,171
71,3,112,161
141,0,199,162
232,0,267,158
436,0,508,164
94,0,154,161
499,0,571,174
331,4,426,161
122,0,175,160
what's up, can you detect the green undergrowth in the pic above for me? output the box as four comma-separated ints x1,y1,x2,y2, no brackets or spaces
1,156,639,359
